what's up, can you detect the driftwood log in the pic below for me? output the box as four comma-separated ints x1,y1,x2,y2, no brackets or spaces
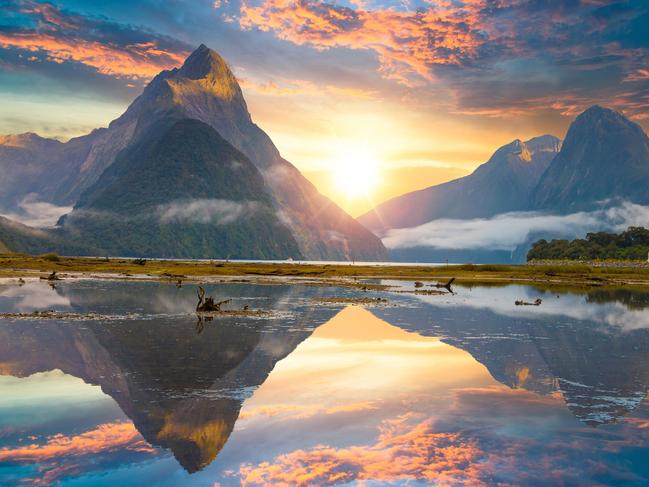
196,286,231,312
40,271,61,281
434,278,455,292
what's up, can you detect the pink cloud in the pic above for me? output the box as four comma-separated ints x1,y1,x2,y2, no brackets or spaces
239,0,488,85
0,32,186,79
0,421,155,485
237,414,487,485
1,1,188,80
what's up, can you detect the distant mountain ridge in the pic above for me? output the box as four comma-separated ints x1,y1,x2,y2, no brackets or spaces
360,105,649,263
0,45,386,261
532,105,649,212
0,133,62,150
359,134,561,233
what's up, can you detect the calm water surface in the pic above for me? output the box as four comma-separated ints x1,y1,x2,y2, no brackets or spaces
1,279,649,486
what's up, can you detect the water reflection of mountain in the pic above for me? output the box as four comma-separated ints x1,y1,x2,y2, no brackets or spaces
3,279,649,473
0,282,338,473
376,286,649,427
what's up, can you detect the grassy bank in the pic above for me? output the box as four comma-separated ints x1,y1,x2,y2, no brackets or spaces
2,254,649,287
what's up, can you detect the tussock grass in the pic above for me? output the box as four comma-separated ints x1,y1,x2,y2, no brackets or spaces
0,254,648,287
39,252,60,262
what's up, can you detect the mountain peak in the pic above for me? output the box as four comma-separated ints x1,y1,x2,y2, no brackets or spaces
568,105,646,140
177,44,234,82
492,135,560,164
0,132,62,150
116,43,250,131
575,105,635,130
525,134,562,153
532,104,649,212
147,43,247,106
507,139,533,161
581,104,613,116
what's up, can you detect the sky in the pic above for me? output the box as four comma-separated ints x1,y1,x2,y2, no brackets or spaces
0,0,648,216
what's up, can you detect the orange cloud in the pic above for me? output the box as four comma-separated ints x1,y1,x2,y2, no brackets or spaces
0,421,155,485
0,32,186,79
548,94,649,123
624,69,649,82
0,421,154,463
238,0,488,85
1,0,188,80
237,414,486,485
21,2,79,31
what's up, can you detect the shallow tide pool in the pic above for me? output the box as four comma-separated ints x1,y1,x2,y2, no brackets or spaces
1,279,649,486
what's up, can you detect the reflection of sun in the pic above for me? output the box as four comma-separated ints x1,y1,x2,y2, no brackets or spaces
332,149,380,199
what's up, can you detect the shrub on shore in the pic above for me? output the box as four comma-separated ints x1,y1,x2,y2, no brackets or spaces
39,252,60,262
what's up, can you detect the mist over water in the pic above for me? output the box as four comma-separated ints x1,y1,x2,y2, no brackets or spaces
383,201,649,252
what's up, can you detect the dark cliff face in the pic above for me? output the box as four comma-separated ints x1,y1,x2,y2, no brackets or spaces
359,135,561,234
60,119,302,259
532,106,649,213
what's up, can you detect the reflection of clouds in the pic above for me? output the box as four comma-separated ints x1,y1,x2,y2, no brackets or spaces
0,421,152,462
229,306,498,484
238,401,378,422
450,386,564,419
236,383,649,485
0,421,154,485
599,307,649,332
0,282,70,312
441,386,649,484
237,414,484,486
234,380,649,486
221,305,649,485
150,288,197,315
403,284,649,332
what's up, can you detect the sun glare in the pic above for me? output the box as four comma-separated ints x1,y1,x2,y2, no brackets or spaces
332,149,380,199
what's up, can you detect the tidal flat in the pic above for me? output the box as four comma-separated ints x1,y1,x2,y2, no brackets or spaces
3,254,649,289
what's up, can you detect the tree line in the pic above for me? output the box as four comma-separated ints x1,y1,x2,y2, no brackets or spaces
527,226,649,261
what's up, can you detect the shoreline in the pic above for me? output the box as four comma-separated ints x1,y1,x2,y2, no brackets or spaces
2,254,649,288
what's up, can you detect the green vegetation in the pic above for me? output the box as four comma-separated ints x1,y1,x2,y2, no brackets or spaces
528,227,649,262
0,216,93,256
39,252,60,262
19,119,302,260
2,254,649,287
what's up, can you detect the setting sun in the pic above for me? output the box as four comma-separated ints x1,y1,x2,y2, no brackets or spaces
332,149,380,199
